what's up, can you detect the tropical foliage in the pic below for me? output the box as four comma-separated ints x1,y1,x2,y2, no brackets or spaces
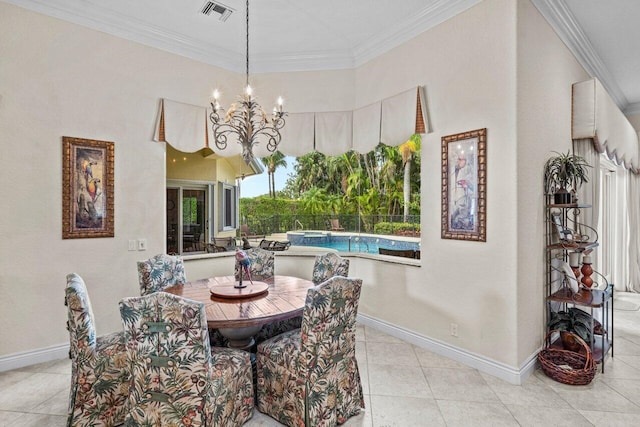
241,136,421,234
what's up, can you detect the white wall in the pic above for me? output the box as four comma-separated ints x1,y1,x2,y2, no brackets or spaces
0,0,589,374
352,0,520,366
0,2,354,356
515,0,590,363
627,113,640,132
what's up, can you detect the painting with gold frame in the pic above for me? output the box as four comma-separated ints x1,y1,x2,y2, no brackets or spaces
441,128,486,241
62,136,114,238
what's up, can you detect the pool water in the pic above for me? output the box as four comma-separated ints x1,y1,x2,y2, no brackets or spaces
286,232,419,254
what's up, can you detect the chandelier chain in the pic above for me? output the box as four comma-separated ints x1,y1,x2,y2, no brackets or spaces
245,0,249,88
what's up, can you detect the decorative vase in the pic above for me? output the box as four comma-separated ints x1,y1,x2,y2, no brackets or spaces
581,256,593,289
554,189,572,204
560,331,582,353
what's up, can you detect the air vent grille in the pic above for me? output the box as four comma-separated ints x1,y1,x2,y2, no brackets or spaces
201,1,234,22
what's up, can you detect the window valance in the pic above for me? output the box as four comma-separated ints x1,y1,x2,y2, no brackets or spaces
153,99,212,154
277,86,428,156
154,86,427,159
572,78,639,173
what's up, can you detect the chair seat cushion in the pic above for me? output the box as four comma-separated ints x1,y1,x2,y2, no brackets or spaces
257,329,301,369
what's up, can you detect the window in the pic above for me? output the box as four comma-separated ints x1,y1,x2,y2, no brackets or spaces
220,182,238,230
167,181,217,254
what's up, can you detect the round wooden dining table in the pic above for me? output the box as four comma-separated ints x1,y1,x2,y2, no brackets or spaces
164,275,314,350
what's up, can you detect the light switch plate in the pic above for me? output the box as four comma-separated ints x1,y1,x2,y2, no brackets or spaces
128,240,136,251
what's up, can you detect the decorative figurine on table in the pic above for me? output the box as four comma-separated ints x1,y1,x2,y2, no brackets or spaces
235,249,253,288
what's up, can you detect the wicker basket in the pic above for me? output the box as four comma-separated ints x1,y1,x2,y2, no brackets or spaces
538,330,596,385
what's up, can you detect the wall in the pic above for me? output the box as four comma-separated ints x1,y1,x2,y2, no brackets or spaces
166,145,217,181
515,0,590,364
0,1,354,358
0,0,587,376
627,113,640,132
354,0,520,365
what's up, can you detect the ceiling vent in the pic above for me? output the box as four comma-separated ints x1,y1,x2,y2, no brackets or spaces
201,1,234,22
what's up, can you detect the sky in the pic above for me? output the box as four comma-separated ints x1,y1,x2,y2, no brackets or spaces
238,156,296,198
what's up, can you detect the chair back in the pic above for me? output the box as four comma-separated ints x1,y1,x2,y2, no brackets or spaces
65,273,97,360
329,218,344,231
137,253,186,295
241,247,275,281
299,276,362,379
312,252,349,284
119,292,214,426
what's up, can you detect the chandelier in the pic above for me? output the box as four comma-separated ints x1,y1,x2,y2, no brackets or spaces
209,0,287,165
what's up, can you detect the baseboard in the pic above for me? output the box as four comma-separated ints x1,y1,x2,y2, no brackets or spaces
0,343,70,372
357,313,538,385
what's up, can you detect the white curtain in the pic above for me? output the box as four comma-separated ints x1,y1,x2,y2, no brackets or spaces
315,111,353,156
573,138,601,267
628,172,640,292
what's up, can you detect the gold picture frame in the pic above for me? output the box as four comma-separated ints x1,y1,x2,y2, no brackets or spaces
62,137,114,239
441,128,486,241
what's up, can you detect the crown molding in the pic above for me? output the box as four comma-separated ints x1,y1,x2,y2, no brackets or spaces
531,0,629,111
5,0,480,74
352,0,482,67
3,0,246,72
624,102,640,116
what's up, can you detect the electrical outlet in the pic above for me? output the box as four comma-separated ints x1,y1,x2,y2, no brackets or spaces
137,239,147,251
450,323,458,337
128,240,136,251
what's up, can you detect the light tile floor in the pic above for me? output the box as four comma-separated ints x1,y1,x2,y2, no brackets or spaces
2,296,640,427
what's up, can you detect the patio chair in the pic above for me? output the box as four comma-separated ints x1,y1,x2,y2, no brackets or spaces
207,236,237,253
259,239,291,251
240,223,265,240
119,292,254,426
312,252,350,284
378,247,418,259
329,218,344,231
137,253,187,296
65,273,130,427
256,276,365,426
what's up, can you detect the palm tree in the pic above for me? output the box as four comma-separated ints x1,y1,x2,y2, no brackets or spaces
261,151,287,198
398,134,421,221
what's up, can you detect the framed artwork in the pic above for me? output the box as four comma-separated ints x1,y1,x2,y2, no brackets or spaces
62,137,114,238
441,128,486,241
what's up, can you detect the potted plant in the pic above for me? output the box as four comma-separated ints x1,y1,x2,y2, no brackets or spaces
548,308,594,352
544,151,590,204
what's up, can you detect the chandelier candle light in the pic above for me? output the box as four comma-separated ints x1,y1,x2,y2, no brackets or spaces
210,0,287,165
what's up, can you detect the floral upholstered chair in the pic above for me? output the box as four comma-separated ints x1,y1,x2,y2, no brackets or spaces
256,276,364,426
119,292,254,426
137,253,186,296
311,252,350,285
65,273,130,427
235,247,274,282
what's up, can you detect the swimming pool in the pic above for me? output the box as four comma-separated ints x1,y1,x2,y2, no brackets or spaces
286,232,420,254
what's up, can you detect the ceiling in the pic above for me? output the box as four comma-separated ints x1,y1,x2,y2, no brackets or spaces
6,0,640,114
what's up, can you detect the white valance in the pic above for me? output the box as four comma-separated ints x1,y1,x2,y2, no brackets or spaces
273,113,315,157
315,111,353,156
572,78,640,172
154,86,428,160
282,86,427,156
153,99,210,153
352,102,382,154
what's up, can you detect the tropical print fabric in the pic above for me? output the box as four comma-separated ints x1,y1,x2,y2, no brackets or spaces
65,273,130,427
137,254,187,296
234,247,274,282
256,276,364,427
119,292,253,427
311,253,350,285
254,316,302,346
